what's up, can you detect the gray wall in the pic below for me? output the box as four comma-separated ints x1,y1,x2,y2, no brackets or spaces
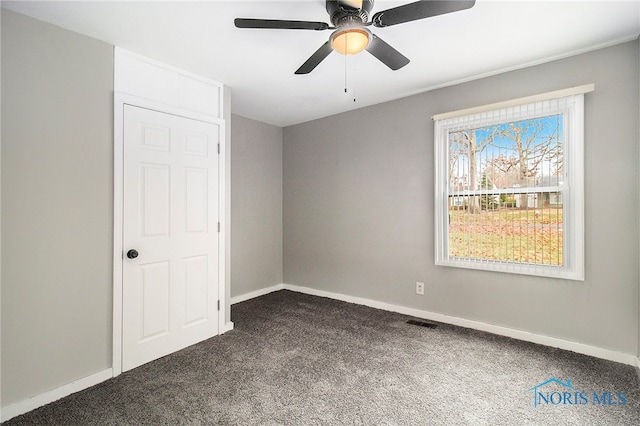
231,114,283,298
284,40,640,356
0,11,285,407
1,10,114,406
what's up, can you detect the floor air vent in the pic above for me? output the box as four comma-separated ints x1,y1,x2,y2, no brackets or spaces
406,319,438,329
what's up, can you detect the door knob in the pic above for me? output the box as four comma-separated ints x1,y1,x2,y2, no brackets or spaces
126,249,139,259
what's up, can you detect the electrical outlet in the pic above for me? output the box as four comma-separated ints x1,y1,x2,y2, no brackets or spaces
416,282,425,295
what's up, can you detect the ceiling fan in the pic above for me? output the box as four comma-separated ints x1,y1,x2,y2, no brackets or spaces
235,0,476,74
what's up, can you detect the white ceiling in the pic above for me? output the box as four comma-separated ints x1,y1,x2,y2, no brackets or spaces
3,0,639,127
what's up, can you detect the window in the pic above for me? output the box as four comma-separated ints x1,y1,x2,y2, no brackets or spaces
434,86,592,280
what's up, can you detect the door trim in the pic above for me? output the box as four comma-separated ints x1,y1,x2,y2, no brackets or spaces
113,93,229,376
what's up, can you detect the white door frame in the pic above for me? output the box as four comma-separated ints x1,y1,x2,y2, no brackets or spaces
112,93,228,376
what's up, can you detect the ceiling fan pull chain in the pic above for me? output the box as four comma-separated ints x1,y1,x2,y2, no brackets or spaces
353,68,357,103
344,36,348,93
344,52,357,103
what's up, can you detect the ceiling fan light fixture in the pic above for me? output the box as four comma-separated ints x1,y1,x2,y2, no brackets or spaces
331,27,371,55
342,0,364,9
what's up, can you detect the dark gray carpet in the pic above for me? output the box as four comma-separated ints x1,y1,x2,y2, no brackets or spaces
4,290,640,425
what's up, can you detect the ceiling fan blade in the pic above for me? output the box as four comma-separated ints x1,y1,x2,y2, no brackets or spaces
372,0,475,28
365,34,410,70
295,41,333,74
234,18,329,31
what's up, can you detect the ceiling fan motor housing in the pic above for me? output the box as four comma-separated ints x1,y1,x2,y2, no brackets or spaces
326,0,374,27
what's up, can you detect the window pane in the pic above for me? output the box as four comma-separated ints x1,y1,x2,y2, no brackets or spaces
448,198,563,265
447,115,564,266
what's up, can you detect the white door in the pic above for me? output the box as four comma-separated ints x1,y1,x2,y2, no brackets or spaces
122,105,220,372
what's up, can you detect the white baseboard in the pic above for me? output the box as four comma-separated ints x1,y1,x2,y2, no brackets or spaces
1,319,239,423
221,321,235,334
276,283,638,367
0,368,113,423
230,284,284,305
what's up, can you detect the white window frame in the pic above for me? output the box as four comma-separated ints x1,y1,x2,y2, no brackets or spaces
433,85,594,281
